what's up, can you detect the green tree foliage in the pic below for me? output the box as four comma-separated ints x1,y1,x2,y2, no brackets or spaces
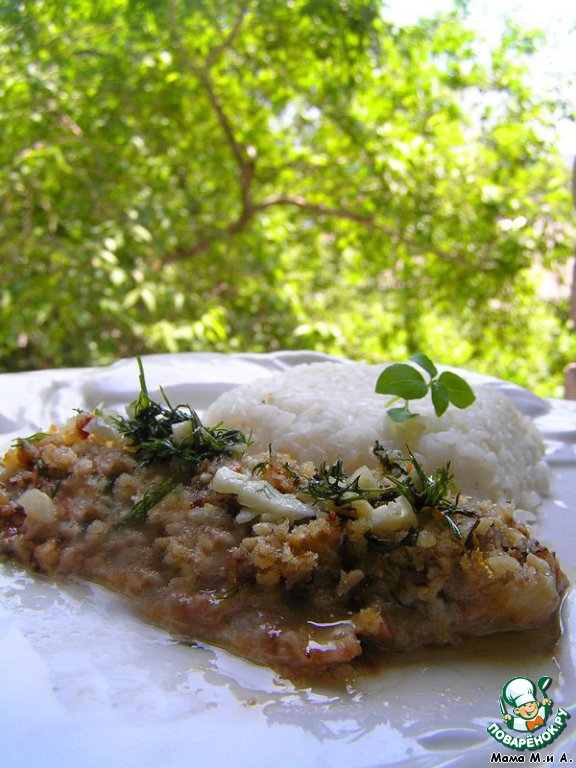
0,0,574,394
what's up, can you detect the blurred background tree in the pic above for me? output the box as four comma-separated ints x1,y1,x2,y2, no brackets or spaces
0,0,574,394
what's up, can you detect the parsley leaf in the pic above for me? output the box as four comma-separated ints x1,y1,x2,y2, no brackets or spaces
375,354,475,422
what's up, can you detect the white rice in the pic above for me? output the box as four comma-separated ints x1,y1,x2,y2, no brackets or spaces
204,362,550,510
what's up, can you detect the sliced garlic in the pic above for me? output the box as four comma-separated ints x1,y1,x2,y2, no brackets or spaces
371,496,417,534
171,420,194,443
235,509,260,524
83,415,123,446
348,465,378,489
211,466,315,523
18,488,56,524
353,495,417,534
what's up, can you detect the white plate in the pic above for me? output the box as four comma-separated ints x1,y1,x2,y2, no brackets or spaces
0,352,575,768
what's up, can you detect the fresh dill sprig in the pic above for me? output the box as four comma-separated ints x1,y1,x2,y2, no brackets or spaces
297,448,471,549
11,431,50,447
373,442,411,476
117,479,178,525
251,444,275,477
383,450,475,541
385,450,456,514
300,458,398,509
113,357,250,469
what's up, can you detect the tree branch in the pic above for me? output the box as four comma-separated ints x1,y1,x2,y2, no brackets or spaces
254,195,389,230
168,1,255,227
254,195,459,261
171,192,457,263
165,2,453,264
205,0,251,68
198,67,256,217
197,69,247,169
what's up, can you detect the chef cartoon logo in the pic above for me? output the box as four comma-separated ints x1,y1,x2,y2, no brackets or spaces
487,675,571,751
500,676,552,732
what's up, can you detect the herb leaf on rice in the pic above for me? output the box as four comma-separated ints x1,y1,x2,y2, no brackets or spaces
376,354,476,422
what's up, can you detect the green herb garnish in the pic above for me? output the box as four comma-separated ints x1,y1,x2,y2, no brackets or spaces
375,353,475,423
252,444,275,477
300,457,398,510
11,431,50,447
383,450,475,541
373,442,409,476
299,447,468,541
113,357,250,469
291,446,474,550
386,449,457,514
117,478,178,525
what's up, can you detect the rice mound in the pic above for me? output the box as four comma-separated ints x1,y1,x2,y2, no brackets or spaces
204,362,550,510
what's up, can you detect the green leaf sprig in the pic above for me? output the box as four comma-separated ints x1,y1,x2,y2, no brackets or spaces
11,431,50,447
385,450,456,514
295,448,476,549
375,353,475,423
113,357,250,469
117,479,178,525
300,457,398,510
382,450,480,543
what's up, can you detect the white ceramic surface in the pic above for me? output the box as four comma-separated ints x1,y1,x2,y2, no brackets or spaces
0,352,575,768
